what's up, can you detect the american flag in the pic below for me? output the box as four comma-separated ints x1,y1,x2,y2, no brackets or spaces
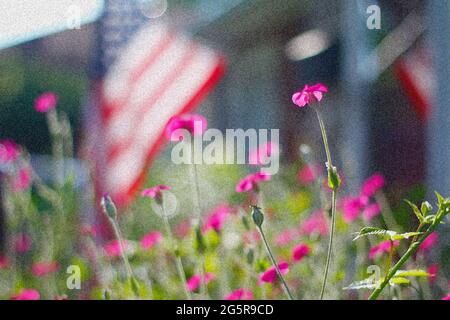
83,0,225,209
394,45,434,121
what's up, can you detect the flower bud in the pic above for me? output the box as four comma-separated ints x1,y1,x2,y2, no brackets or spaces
251,205,264,228
326,164,341,190
101,193,117,220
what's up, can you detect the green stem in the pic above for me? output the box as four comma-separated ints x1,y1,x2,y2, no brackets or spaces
257,226,294,300
319,189,337,299
188,141,207,298
369,216,443,300
110,219,134,280
161,205,192,300
314,105,339,300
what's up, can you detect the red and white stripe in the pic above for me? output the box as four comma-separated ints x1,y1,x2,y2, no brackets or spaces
95,22,225,206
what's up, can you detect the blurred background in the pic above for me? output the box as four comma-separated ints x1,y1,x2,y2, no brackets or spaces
0,1,449,225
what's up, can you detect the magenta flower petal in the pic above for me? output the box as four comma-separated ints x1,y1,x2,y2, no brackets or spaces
202,204,232,233
369,240,399,260
292,244,310,263
140,231,163,250
340,196,365,223
260,261,289,283
104,239,128,257
0,256,10,269
141,185,171,199
361,173,385,198
15,233,32,253
11,289,40,300
0,139,20,163
292,83,328,108
34,92,58,113
419,232,438,252
362,202,381,221
442,293,450,300
32,261,59,277
186,273,215,292
300,210,329,237
225,288,254,300
165,114,207,142
235,172,271,193
249,142,279,166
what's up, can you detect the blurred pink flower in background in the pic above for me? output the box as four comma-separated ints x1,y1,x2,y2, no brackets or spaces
202,204,233,233
0,139,20,163
442,293,450,300
369,240,399,260
32,261,59,277
300,210,328,237
11,288,40,300
12,166,31,192
165,114,207,142
428,264,439,283
419,232,438,253
340,196,365,223
34,92,58,113
15,233,32,253
362,202,381,221
292,244,310,263
236,172,271,193
249,142,279,166
274,228,298,246
292,83,328,107
140,231,162,250
80,224,97,237
0,256,10,269
175,219,191,239
186,272,215,292
141,185,171,200
104,239,128,257
260,261,289,283
298,164,321,185
225,288,253,300
361,173,385,198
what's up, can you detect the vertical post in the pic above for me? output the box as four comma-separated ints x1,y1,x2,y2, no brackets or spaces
339,0,377,191
426,1,450,196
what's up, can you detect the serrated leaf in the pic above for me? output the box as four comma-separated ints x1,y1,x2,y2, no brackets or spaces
343,278,379,290
391,232,423,240
404,199,424,223
353,227,396,241
390,277,410,285
395,269,429,277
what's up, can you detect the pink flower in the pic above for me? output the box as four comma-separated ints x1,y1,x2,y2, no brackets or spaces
292,83,328,107
11,288,40,300
340,196,365,223
225,288,254,300
141,185,171,200
428,264,439,283
104,239,127,257
442,293,450,300
175,219,191,239
292,244,310,263
298,164,321,185
361,174,385,198
369,240,399,260
0,139,20,163
32,261,59,277
15,233,32,253
0,256,10,269
275,229,298,246
249,142,279,166
140,231,162,250
165,114,207,142
34,92,58,113
80,224,97,237
202,204,232,233
12,166,31,192
362,202,381,221
186,273,215,292
419,232,438,253
260,261,289,283
300,210,329,236
236,172,271,193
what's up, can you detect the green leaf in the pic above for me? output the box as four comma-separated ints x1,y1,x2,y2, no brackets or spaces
391,232,423,240
394,269,429,277
424,215,436,224
353,227,396,241
353,227,421,241
389,277,410,285
435,191,444,206
343,278,378,290
404,199,424,223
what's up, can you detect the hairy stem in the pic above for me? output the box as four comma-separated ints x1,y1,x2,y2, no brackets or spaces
257,226,294,300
